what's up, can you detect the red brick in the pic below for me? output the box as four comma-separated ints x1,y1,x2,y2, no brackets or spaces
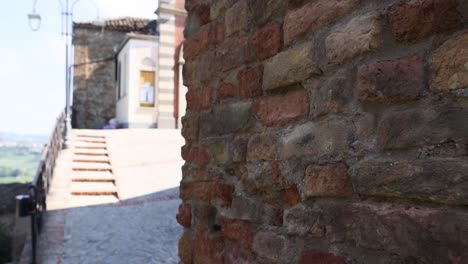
194,231,224,264
298,249,346,264
184,26,211,59
283,185,301,206
181,114,199,141
304,163,353,198
196,4,211,25
218,82,237,102
357,55,425,103
238,65,263,99
219,216,253,248
181,145,211,165
246,132,276,162
284,0,359,45
177,204,192,228
213,22,225,45
253,89,309,127
179,232,193,264
216,184,235,207
186,86,213,111
389,0,461,42
252,23,281,61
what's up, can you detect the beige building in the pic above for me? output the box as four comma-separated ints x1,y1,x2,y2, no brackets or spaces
72,0,186,129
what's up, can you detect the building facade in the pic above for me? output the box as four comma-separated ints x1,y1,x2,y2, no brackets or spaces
72,0,186,129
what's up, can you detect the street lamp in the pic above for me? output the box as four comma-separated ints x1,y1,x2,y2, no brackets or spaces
28,0,100,148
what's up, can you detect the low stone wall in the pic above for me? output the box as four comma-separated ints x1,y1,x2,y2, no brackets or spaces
178,0,468,263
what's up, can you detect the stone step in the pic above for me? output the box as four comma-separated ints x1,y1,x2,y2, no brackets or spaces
71,182,118,195
68,195,119,207
73,155,110,163
72,137,106,144
74,148,108,156
76,134,106,139
74,142,107,149
72,162,112,171
71,171,115,182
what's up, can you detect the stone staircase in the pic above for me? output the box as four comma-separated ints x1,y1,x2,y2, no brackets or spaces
70,134,119,203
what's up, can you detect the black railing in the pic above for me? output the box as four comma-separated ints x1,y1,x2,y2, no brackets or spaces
18,112,65,263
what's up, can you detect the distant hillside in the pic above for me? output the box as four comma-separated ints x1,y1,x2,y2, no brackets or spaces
0,132,48,144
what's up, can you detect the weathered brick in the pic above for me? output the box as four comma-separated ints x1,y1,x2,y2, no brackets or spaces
182,60,196,87
430,32,468,93
200,102,252,138
230,194,276,224
283,185,301,206
224,243,256,264
177,204,192,228
253,89,309,127
357,55,425,103
263,42,320,90
252,23,281,61
194,231,224,264
185,0,201,11
298,250,346,264
246,133,277,162
219,216,253,249
350,158,468,205
304,163,353,198
238,65,263,99
181,145,211,165
322,201,468,262
284,0,359,45
253,232,288,262
218,82,237,102
249,0,287,28
183,25,210,59
225,0,248,36
180,182,215,201
326,12,383,64
284,204,324,237
216,184,235,207
230,137,248,163
280,118,353,159
186,86,213,111
216,36,250,72
193,203,217,230
181,113,199,141
179,232,193,264
308,69,353,118
377,101,468,150
195,4,211,25
213,22,225,45
389,0,461,42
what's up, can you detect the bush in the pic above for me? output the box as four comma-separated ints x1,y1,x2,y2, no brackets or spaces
0,223,12,263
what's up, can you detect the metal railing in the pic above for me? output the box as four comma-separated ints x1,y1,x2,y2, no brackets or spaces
17,112,65,263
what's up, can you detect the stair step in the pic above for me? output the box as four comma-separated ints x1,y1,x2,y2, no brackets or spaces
72,162,112,171
73,155,110,163
71,182,118,195
76,134,106,139
74,149,108,156
73,138,106,144
74,142,107,149
71,171,115,182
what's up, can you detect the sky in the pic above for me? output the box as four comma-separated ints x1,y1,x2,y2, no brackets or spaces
0,0,159,135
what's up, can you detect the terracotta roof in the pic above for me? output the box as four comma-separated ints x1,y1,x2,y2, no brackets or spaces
73,17,159,35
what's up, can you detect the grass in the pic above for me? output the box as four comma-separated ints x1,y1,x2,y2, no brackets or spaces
0,146,43,184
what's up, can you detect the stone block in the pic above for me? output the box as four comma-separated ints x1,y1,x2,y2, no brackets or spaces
194,231,224,264
284,0,359,45
304,163,353,197
389,0,461,42
280,117,354,159
298,250,346,264
181,145,211,165
326,12,382,64
179,232,193,264
263,42,320,90
284,204,324,237
219,216,253,249
181,113,199,141
252,232,288,263
249,0,287,28
177,204,192,228
186,86,213,112
430,32,468,93
225,0,248,36
224,243,256,264
199,102,252,138
218,82,237,102
246,133,277,162
357,55,425,103
193,203,217,230
350,158,468,205
183,25,211,59
215,36,250,72
253,89,309,127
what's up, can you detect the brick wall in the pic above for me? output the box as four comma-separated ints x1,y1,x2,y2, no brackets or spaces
73,28,127,129
178,0,468,263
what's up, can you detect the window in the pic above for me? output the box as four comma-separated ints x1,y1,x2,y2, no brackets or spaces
139,71,155,107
